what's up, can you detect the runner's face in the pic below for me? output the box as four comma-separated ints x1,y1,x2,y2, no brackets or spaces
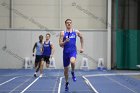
46,35,50,40
39,36,43,42
65,20,72,29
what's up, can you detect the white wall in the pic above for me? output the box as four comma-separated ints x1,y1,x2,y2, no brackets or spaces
0,0,107,29
0,0,108,69
0,0,10,28
0,29,107,69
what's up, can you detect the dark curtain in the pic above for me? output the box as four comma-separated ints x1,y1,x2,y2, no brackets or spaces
112,0,140,69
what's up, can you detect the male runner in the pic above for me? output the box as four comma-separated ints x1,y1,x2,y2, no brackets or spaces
59,19,84,91
41,33,54,75
33,35,43,77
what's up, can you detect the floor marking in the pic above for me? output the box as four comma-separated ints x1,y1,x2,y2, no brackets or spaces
105,76,138,93
52,69,61,93
20,77,39,93
82,76,99,93
58,77,63,93
9,77,32,93
0,77,18,86
84,72,140,77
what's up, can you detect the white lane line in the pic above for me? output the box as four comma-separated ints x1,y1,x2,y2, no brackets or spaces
105,76,138,93
82,76,99,93
9,77,32,93
0,77,18,86
58,77,63,93
52,69,61,93
52,77,59,93
84,73,140,77
20,77,40,93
